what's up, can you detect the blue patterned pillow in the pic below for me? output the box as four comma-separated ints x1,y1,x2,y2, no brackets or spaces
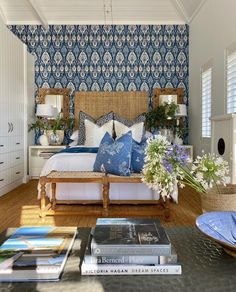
131,140,147,173
78,111,114,145
93,131,132,176
113,112,146,127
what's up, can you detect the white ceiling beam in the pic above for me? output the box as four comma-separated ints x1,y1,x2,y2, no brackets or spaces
0,3,7,24
28,0,48,30
170,0,188,23
189,0,207,23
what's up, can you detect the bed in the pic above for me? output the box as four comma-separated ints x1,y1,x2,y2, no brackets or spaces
39,91,178,216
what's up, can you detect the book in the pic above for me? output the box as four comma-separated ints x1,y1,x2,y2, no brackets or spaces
84,231,177,265
0,251,23,269
91,218,171,256
81,262,182,275
0,226,77,281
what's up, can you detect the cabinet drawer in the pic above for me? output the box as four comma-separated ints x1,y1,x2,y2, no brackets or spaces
30,156,49,168
0,137,9,154
10,150,24,167
11,136,24,151
0,169,9,188
11,164,24,182
0,153,9,171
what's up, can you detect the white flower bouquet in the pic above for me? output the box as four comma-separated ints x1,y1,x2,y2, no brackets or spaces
142,135,230,199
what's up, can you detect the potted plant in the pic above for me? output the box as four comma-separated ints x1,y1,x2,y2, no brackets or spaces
28,118,49,145
28,117,47,133
145,102,178,142
29,116,73,146
142,135,235,213
46,115,74,145
146,102,178,130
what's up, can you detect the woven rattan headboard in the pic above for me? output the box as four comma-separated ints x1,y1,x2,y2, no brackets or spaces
74,91,149,129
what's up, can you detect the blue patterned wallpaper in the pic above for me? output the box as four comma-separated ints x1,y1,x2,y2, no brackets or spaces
9,25,189,105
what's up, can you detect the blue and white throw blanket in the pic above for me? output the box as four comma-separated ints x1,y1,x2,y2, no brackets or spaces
57,147,99,154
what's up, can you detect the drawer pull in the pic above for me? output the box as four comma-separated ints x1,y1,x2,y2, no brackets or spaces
0,179,4,182
16,143,20,145
0,162,4,164
16,171,21,174
16,157,20,160
0,145,4,147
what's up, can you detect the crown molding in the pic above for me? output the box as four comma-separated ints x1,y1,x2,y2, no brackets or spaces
189,0,207,23
28,0,48,30
170,0,188,23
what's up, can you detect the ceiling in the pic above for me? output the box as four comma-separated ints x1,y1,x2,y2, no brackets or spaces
0,0,206,28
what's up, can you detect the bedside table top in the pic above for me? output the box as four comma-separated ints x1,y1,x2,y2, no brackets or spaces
29,145,67,149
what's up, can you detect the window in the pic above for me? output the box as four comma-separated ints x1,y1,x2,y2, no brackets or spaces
226,45,236,113
201,64,212,138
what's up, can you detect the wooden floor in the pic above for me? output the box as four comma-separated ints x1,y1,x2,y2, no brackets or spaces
0,180,202,232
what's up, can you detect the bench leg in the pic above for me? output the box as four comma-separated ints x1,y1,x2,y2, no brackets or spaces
40,178,47,218
51,183,56,210
102,182,110,216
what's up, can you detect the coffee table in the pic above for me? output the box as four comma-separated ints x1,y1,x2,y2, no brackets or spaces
0,227,236,291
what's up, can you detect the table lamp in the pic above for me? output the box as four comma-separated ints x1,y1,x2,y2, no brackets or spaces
176,104,187,125
36,104,54,146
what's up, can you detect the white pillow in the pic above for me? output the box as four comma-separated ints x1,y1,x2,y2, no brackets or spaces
84,119,113,147
114,120,144,143
69,140,78,147
70,130,79,141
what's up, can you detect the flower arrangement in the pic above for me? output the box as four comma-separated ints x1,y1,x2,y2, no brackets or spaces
142,135,230,199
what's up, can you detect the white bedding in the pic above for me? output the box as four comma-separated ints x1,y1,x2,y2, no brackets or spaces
39,152,162,201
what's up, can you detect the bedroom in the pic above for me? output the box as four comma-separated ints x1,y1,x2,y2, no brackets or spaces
0,0,235,230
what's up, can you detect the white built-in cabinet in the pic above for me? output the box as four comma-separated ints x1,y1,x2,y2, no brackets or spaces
0,17,34,196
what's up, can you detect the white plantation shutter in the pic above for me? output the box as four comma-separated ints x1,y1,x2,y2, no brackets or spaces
227,49,236,113
201,66,212,138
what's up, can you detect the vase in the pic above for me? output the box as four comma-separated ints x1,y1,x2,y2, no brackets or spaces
200,184,236,213
159,128,174,143
46,130,64,145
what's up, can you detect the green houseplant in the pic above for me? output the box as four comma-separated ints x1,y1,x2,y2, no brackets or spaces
46,115,74,145
145,102,178,131
29,116,73,145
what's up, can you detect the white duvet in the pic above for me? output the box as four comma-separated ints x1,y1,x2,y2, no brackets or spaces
39,152,164,201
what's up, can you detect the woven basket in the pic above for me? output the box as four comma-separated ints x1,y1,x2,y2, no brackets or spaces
200,184,236,213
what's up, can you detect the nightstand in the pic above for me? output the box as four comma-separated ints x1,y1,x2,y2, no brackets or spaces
29,145,66,179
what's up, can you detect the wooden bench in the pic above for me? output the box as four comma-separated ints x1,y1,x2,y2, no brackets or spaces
39,171,170,219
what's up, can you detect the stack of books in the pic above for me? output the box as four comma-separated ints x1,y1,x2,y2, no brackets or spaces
81,218,181,275
0,226,77,281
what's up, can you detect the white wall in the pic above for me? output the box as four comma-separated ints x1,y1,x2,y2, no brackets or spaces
189,0,236,156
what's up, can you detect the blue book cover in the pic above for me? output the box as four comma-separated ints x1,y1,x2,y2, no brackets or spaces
0,227,64,251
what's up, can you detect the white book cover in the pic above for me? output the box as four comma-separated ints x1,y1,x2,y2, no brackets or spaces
81,261,182,275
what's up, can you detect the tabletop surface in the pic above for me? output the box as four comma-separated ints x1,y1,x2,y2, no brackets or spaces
0,226,236,292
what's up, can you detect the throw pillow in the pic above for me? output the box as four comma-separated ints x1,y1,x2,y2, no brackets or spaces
69,130,79,146
70,130,79,141
93,131,132,176
113,112,146,127
131,140,147,173
84,119,113,147
114,120,144,143
113,113,146,143
78,111,114,145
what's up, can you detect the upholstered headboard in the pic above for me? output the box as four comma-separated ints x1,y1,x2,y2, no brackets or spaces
74,91,149,129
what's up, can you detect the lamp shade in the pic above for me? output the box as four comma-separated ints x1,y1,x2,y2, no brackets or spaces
36,104,54,118
176,104,187,117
